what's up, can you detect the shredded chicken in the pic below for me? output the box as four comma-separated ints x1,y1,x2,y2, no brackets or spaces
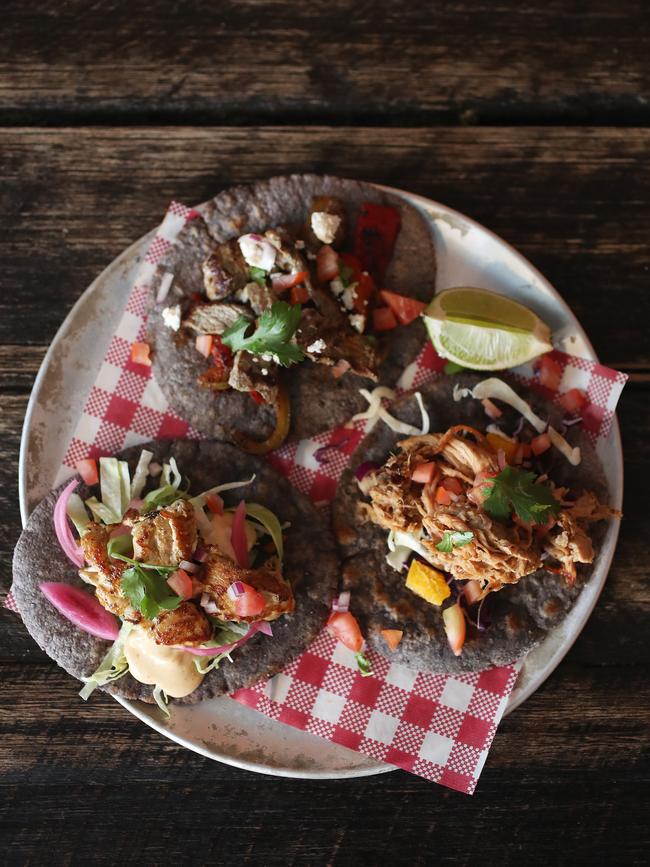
367,427,617,595
201,546,294,622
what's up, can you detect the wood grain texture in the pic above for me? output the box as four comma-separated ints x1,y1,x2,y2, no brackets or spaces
1,124,649,865
1,0,649,125
2,126,650,365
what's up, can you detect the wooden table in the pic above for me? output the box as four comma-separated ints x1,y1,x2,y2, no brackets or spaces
1,3,648,863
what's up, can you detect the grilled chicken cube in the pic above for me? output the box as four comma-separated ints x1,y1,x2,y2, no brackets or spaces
80,522,141,621
203,239,251,300
183,302,251,335
201,546,294,622
131,499,197,566
150,601,212,646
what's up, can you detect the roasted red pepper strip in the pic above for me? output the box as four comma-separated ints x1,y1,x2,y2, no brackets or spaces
354,203,401,285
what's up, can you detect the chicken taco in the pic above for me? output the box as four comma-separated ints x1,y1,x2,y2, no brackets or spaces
13,440,338,711
147,174,435,453
332,373,619,672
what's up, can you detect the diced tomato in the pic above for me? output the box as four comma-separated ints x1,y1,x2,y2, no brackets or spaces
381,629,403,651
167,569,193,599
559,388,588,414
441,477,463,496
463,581,483,605
378,290,426,325
411,461,437,484
290,284,310,305
271,270,308,293
76,458,98,486
442,603,466,656
130,342,151,366
435,485,453,505
354,271,376,313
332,359,351,378
326,610,364,653
205,493,224,515
481,398,502,420
537,354,562,391
316,245,339,283
234,584,266,618
372,306,398,331
354,203,401,285
195,334,213,358
531,432,552,456
249,390,265,405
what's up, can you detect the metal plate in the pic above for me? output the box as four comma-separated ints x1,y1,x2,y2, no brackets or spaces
19,186,623,778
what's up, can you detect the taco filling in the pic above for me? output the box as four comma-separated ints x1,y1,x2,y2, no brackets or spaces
160,197,426,452
47,450,295,711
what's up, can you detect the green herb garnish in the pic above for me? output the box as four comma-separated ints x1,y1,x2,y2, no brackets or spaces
355,651,373,678
249,266,267,287
481,466,561,525
339,260,355,287
435,531,475,553
222,301,305,367
121,565,182,620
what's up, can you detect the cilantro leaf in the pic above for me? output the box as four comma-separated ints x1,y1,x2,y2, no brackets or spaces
339,260,355,287
120,564,182,619
435,531,474,553
249,266,267,287
481,466,561,525
355,651,373,678
221,301,305,367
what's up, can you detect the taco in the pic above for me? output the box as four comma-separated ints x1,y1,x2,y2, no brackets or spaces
147,174,435,452
332,373,619,673
13,440,338,709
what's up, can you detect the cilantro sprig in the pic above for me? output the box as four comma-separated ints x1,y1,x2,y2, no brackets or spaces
249,266,267,287
481,466,561,525
107,536,182,619
435,531,474,553
222,301,305,367
355,651,373,677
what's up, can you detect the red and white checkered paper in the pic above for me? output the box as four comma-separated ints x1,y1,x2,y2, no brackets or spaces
7,202,627,794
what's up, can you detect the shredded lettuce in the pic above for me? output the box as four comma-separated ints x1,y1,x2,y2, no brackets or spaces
193,650,234,674
244,502,284,565
162,457,182,490
130,449,153,499
152,684,170,719
353,386,429,435
85,496,120,525
190,474,256,510
79,621,133,701
96,457,131,523
142,458,190,511
66,492,91,536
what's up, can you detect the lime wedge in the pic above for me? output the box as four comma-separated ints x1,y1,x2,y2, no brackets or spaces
424,287,553,370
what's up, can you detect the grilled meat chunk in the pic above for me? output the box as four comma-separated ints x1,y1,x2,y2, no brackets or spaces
201,547,294,622
150,601,212,647
80,522,140,621
235,281,277,315
203,239,250,300
183,302,251,335
130,499,197,566
296,309,378,379
228,351,279,404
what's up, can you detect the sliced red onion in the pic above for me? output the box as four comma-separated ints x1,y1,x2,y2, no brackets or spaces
355,461,379,481
155,271,174,304
181,620,269,656
41,582,119,641
227,581,246,600
179,559,199,574
257,621,273,637
332,591,351,612
53,480,85,567
194,547,207,563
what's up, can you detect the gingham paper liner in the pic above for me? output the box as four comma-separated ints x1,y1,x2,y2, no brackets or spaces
5,202,627,795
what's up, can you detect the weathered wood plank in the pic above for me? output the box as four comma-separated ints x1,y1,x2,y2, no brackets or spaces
1,0,648,124
2,126,650,365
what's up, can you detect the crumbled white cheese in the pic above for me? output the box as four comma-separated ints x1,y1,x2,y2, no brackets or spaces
311,211,341,244
238,233,277,270
349,314,365,333
341,283,358,311
261,368,268,376
307,338,327,354
295,239,305,249
330,277,345,297
161,304,181,331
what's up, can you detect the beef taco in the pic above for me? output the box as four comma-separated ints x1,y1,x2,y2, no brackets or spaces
147,174,435,452
332,373,619,673
13,440,338,710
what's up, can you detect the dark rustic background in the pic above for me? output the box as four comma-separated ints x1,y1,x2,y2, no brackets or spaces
1,3,649,865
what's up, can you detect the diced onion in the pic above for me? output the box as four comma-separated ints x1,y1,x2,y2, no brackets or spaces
179,559,199,574
332,591,351,612
227,581,246,600
200,593,218,615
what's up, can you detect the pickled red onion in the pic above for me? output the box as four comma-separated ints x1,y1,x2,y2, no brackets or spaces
53,480,85,567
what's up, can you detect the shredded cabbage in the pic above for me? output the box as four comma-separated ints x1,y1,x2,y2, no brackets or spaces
352,386,396,422
79,621,133,700
193,651,234,674
85,496,119,525
353,387,429,436
245,502,284,565
162,457,182,490
152,684,170,719
130,449,153,499
66,492,91,536
96,457,131,522
190,474,256,510
453,377,581,465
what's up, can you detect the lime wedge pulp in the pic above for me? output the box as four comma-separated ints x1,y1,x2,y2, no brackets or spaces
424,287,553,370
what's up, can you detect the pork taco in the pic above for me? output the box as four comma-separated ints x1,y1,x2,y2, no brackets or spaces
147,174,435,452
332,373,619,673
13,441,338,711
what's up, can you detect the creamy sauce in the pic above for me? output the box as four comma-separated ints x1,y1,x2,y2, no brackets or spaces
124,626,204,698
